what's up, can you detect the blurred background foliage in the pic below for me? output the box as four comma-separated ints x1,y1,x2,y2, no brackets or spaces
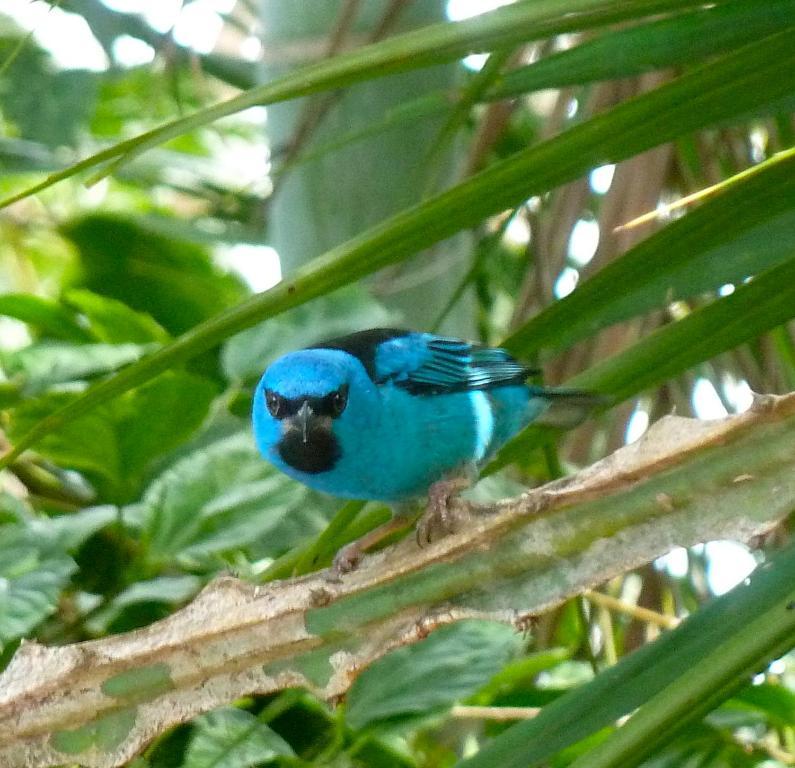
0,1,794,766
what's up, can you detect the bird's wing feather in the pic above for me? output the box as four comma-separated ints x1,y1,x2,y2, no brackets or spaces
374,333,535,395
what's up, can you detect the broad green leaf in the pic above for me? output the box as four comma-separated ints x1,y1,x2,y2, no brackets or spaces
110,576,202,608
458,540,795,768
62,289,170,345
6,371,217,502
7,391,123,494
0,525,76,648
38,505,118,551
504,149,795,357
471,647,572,705
140,433,328,568
346,621,523,730
0,294,89,342
184,708,294,768
4,29,795,468
0,30,97,148
111,371,218,498
84,575,203,637
1,342,150,395
63,214,247,335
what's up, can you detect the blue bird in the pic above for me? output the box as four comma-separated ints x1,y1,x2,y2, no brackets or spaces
252,328,598,572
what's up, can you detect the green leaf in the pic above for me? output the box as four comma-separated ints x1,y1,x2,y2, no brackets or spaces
63,289,170,344
504,149,795,357
346,621,523,730
0,524,76,648
110,576,202,609
221,288,394,382
495,0,795,96
492,255,795,470
84,575,203,637
571,257,795,401
63,214,247,335
0,30,97,148
5,28,795,467
2,342,150,395
184,708,294,768
0,0,721,203
7,391,123,494
6,371,217,501
471,647,572,705
40,505,119,551
112,371,218,497
458,540,795,768
0,294,89,342
139,433,328,568
728,683,795,730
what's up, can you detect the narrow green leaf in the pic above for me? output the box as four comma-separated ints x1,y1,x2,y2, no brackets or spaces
504,149,795,357
495,0,795,96
0,0,731,207
292,499,366,576
287,0,795,175
492,255,795,470
572,257,795,400
4,29,795,469
458,540,795,768
565,558,795,768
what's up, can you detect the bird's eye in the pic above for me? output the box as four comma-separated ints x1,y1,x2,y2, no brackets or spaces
330,384,348,417
264,389,281,417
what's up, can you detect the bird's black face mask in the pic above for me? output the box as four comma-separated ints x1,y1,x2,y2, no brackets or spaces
266,389,347,474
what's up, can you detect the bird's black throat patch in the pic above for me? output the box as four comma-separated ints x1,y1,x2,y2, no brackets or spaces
277,426,341,474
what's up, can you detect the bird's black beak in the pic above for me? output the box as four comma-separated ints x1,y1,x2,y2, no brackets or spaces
297,400,313,444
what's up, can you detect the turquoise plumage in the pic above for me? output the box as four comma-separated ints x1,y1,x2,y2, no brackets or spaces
252,328,597,571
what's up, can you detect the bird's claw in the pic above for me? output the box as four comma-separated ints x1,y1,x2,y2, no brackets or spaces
416,477,468,547
329,542,363,580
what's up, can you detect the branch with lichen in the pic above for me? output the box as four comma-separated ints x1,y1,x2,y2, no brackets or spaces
1,393,794,768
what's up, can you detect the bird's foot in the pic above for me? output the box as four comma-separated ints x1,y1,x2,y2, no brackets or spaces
328,515,413,580
416,477,470,547
330,541,364,579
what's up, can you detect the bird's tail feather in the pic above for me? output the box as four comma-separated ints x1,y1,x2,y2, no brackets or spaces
531,388,608,429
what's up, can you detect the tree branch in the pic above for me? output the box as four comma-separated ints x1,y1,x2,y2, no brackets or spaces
2,392,794,768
